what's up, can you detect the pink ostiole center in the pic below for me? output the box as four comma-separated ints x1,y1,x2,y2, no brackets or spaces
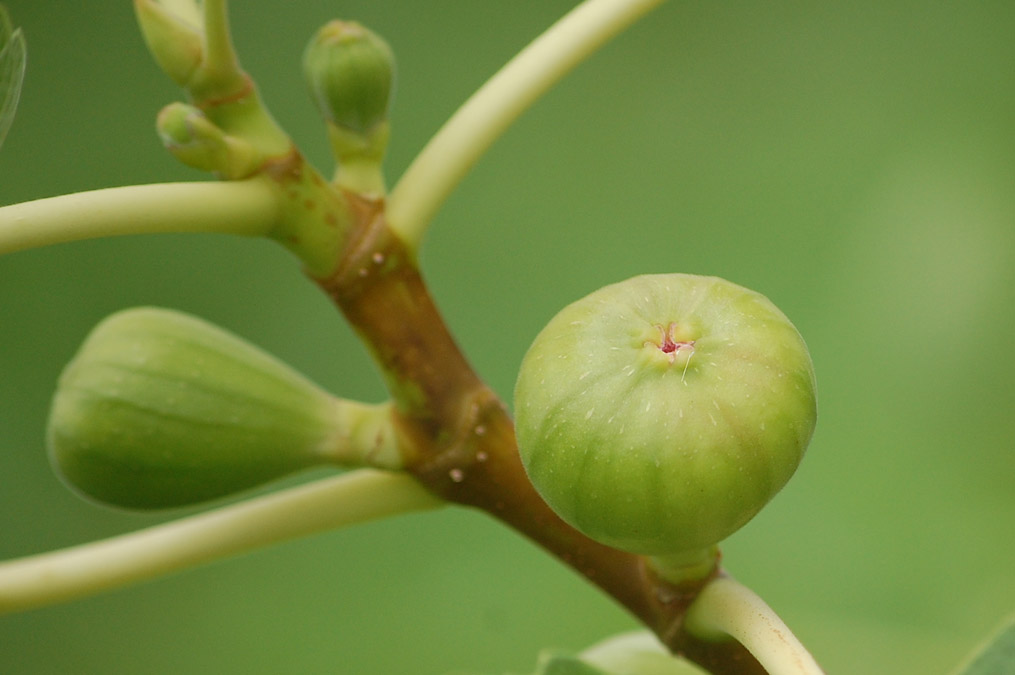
653,323,695,362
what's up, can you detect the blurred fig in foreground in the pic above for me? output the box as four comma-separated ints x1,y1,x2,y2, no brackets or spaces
47,307,383,509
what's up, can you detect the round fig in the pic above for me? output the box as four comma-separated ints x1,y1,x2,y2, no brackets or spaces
514,274,816,558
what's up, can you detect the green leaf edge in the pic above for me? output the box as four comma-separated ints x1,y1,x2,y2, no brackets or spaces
440,650,610,675
535,650,613,675
0,3,27,149
444,633,705,675
953,614,1015,675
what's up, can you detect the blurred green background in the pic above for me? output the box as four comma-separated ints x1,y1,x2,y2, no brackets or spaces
1,1,1013,673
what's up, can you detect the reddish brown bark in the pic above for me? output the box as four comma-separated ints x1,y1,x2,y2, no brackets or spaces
315,194,765,674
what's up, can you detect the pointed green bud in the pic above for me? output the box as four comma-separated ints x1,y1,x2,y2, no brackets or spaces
48,308,401,510
303,21,395,135
134,0,204,88
156,102,262,178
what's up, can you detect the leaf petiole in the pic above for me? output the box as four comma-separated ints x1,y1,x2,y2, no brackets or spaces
0,469,443,615
386,0,668,250
683,575,825,675
0,180,278,256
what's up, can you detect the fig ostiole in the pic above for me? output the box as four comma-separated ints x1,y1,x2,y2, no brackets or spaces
47,307,402,510
513,274,816,581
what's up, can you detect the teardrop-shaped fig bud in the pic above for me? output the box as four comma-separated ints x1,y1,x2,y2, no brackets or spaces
48,308,348,509
303,20,395,135
302,20,394,195
514,274,816,557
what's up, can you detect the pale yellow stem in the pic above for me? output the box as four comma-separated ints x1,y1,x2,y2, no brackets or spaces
387,0,668,249
0,180,278,256
684,576,825,675
0,470,443,614
201,0,239,78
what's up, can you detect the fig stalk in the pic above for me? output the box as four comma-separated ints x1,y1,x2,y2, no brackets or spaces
0,470,443,614
386,0,668,250
683,575,825,675
315,206,769,673
0,181,279,256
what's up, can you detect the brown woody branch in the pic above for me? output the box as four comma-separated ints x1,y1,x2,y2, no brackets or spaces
314,193,766,674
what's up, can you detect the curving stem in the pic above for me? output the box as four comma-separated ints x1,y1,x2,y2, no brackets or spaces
200,0,240,81
0,470,443,615
682,574,825,675
315,194,772,675
387,0,668,250
0,180,279,255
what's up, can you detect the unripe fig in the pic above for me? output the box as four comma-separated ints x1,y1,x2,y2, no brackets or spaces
514,274,816,558
48,308,373,509
302,20,394,195
303,20,394,135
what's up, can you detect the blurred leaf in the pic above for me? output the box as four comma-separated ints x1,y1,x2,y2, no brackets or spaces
954,615,1015,675
533,650,611,675
449,635,703,675
0,3,26,150
442,650,610,675
578,633,706,675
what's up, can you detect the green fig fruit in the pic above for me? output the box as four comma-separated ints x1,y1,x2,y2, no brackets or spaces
302,20,395,195
303,20,395,136
48,307,351,509
514,274,816,557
